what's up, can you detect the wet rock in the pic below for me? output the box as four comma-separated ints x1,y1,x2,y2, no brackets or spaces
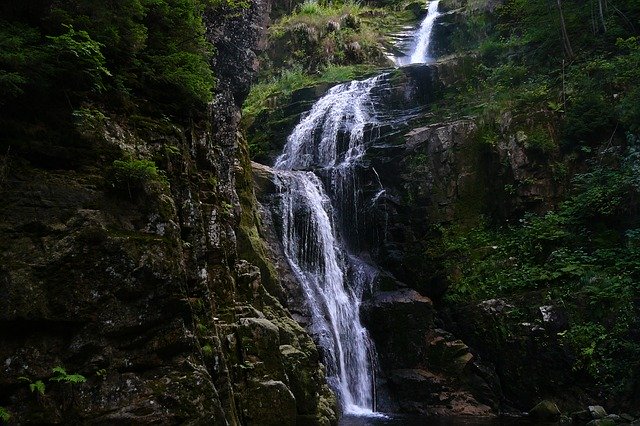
621,413,635,422
387,369,494,416
0,0,338,423
478,298,514,315
241,380,296,426
590,405,608,419
529,400,561,420
539,305,569,332
444,295,587,411
573,410,594,422
426,329,473,374
362,289,434,367
587,419,616,426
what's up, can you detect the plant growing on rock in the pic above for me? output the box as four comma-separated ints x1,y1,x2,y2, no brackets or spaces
18,377,46,396
50,366,86,385
107,159,168,198
0,406,10,422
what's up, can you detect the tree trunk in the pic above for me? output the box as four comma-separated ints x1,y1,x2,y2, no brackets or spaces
557,0,574,58
598,0,607,32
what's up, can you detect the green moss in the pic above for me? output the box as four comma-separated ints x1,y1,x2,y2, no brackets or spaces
234,135,283,299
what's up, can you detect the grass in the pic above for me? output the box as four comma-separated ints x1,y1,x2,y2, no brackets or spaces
242,64,377,122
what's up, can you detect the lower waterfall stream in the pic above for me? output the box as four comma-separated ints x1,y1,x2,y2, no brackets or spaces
271,0,442,416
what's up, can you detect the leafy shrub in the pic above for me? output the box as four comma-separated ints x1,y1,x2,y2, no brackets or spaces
1,0,217,121
45,25,111,94
107,159,167,197
562,91,614,146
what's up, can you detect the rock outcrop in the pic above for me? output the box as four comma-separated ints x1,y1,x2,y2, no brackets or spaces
247,52,575,418
0,1,337,424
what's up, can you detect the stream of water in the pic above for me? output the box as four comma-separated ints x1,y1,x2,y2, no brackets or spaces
272,0,442,417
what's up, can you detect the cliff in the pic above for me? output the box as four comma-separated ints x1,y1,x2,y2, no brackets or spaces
0,1,337,424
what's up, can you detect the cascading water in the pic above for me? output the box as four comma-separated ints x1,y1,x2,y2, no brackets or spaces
276,171,376,414
274,76,382,171
274,76,381,414
397,0,442,65
271,2,442,417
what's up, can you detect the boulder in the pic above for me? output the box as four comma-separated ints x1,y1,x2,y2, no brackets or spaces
529,400,561,420
361,289,434,367
241,380,296,426
538,305,569,332
586,420,616,426
589,405,608,419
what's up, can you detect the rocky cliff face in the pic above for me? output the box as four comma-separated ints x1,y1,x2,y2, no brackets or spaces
0,1,337,424
248,54,585,416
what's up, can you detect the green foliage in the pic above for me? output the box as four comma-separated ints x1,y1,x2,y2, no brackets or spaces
0,406,10,422
107,159,167,196
438,0,640,154
243,64,375,122
0,0,217,125
46,25,111,93
266,0,404,74
150,51,215,105
0,20,42,102
202,344,214,357
561,323,608,378
441,139,640,392
19,377,46,395
50,366,87,384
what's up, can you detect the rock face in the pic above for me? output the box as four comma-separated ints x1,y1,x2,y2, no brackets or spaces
442,296,591,411
361,290,500,416
253,161,501,417
247,53,575,417
0,1,337,424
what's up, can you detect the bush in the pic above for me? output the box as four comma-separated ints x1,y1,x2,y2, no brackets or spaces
1,0,217,120
45,24,111,94
107,159,167,197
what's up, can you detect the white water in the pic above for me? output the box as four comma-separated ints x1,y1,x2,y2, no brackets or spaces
274,75,382,414
397,0,441,65
275,75,382,171
271,4,441,415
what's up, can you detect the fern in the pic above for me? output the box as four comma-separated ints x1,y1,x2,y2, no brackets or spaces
18,377,45,395
50,366,86,384
0,406,11,422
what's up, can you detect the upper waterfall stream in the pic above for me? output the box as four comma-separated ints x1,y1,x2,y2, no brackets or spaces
271,0,441,416
396,0,442,66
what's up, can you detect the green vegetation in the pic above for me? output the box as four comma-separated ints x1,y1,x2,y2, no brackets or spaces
433,0,640,155
17,366,87,398
243,0,420,158
0,407,10,422
0,0,220,152
440,135,640,393
107,159,167,197
18,377,46,396
243,64,376,122
50,366,87,384
417,0,640,399
267,0,389,73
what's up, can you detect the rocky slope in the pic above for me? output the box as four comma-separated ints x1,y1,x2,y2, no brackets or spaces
246,0,631,413
0,1,337,424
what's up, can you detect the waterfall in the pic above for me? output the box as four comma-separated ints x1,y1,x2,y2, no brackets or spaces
270,4,441,416
276,171,375,414
397,0,441,65
274,76,382,171
274,76,382,414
